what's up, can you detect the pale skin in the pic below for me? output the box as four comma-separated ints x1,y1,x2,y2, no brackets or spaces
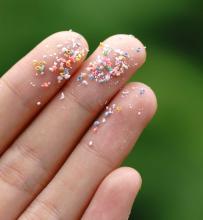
0,31,157,220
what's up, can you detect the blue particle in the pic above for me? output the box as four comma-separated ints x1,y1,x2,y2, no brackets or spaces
77,75,82,81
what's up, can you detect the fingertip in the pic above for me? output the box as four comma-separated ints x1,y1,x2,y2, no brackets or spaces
104,34,146,68
124,82,157,122
98,167,142,199
2,30,90,110
135,82,158,118
108,167,142,193
42,30,89,53
81,167,142,220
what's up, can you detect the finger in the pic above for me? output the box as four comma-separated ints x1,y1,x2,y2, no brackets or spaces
81,167,142,220
0,35,146,219
0,31,88,151
20,82,157,220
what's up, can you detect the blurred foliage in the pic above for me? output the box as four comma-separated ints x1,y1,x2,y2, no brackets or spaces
0,0,203,219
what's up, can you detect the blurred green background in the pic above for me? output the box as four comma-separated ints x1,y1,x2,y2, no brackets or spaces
0,0,203,219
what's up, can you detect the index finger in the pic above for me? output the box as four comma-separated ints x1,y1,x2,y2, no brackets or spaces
0,31,88,152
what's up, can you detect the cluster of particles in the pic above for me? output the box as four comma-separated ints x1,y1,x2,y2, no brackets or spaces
90,86,145,132
32,60,46,76
32,37,87,84
77,42,130,85
31,33,146,114
87,87,145,145
92,103,122,132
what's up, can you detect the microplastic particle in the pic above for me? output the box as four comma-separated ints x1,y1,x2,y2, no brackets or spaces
89,141,93,146
79,43,130,84
41,82,51,88
121,90,129,97
57,44,63,48
102,118,106,123
59,92,65,100
92,103,121,132
30,82,36,87
82,80,88,86
32,37,86,85
93,121,100,126
139,88,145,95
129,104,133,109
33,60,46,75
136,47,141,52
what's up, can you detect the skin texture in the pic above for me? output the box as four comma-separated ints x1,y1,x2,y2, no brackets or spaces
0,31,157,220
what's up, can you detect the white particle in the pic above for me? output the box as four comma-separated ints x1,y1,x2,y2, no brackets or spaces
129,104,133,109
57,44,63,48
62,47,67,53
89,141,93,146
30,82,36,87
93,121,100,126
64,74,71,79
49,67,54,72
37,101,41,106
82,80,88,86
59,92,65,100
102,118,106,123
105,75,111,81
57,75,63,83
121,90,129,97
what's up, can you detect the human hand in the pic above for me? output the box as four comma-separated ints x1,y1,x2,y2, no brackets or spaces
0,31,157,220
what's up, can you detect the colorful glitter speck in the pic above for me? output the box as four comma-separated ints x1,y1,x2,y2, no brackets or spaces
49,41,86,83
139,88,145,95
92,103,122,132
32,37,86,85
77,43,130,84
33,60,46,76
